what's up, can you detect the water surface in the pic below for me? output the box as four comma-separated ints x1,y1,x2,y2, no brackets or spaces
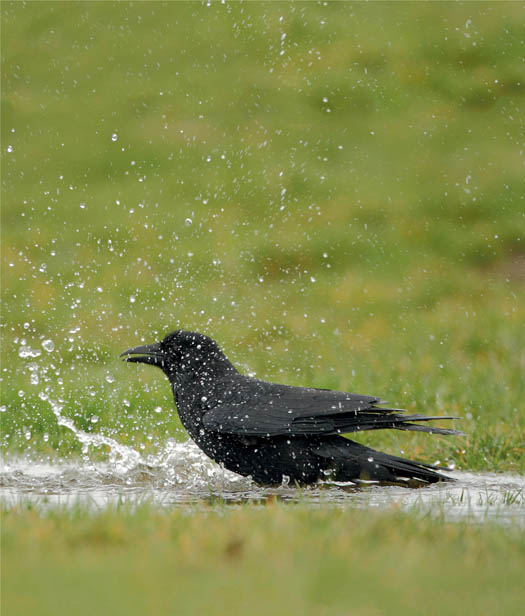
1,440,523,525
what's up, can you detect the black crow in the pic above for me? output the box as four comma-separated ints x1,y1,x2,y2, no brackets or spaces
121,330,462,486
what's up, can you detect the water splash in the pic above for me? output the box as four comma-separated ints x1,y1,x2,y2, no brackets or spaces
38,391,143,474
2,395,523,524
1,445,524,524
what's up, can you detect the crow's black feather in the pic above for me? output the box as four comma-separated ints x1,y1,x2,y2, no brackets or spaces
121,330,462,486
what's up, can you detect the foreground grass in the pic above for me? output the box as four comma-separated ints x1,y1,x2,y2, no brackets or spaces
2,505,524,616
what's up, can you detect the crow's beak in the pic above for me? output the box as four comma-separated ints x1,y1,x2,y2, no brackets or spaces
120,342,165,368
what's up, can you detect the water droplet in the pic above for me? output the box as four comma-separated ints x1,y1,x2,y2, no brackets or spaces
105,375,115,383
42,339,55,352
185,218,193,227
111,133,118,142
90,415,99,424
154,406,162,414
130,295,136,304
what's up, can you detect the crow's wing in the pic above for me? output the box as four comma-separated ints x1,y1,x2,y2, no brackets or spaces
202,378,461,437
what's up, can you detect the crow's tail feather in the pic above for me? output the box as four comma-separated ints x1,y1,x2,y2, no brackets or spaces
331,410,465,437
314,437,455,485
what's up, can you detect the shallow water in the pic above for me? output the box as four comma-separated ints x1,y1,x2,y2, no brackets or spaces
1,440,524,525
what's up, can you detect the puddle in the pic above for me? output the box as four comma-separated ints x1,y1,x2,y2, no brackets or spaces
1,440,523,525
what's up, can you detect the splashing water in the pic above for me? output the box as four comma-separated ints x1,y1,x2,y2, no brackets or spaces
37,391,143,475
1,451,524,524
1,395,523,523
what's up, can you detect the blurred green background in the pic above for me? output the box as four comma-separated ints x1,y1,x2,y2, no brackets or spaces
2,1,524,470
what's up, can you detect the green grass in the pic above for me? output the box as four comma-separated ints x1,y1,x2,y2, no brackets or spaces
2,504,525,616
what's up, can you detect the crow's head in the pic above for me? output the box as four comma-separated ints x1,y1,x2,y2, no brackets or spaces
120,330,234,380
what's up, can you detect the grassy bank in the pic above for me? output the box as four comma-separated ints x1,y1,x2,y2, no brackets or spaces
3,504,525,616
